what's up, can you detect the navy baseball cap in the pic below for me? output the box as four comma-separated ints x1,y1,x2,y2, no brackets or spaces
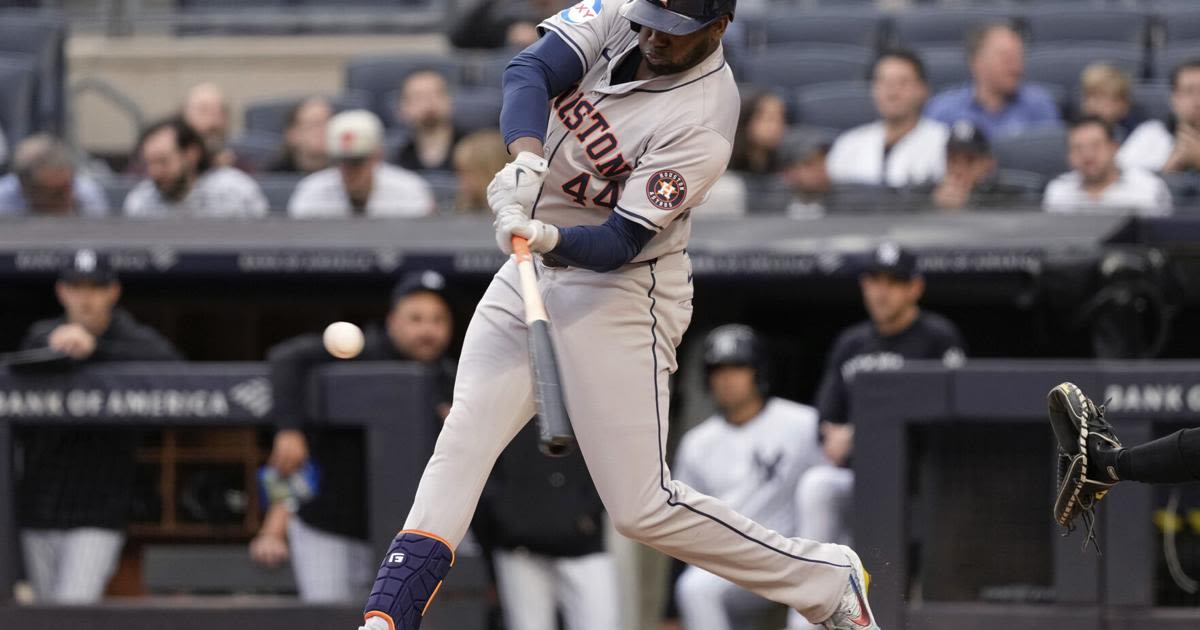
59,249,117,284
946,121,990,156
391,270,449,306
620,0,735,36
862,242,918,280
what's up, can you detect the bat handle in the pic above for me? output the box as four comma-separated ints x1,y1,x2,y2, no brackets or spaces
512,235,548,323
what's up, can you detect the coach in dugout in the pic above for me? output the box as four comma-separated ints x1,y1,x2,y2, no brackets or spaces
15,250,182,603
250,270,456,602
794,244,965,550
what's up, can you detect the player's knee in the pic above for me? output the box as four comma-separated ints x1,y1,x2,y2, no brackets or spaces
608,502,670,541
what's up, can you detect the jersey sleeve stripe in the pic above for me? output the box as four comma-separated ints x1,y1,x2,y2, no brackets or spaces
538,23,590,74
614,205,663,233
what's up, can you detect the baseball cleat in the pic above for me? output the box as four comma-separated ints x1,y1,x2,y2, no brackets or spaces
821,544,880,630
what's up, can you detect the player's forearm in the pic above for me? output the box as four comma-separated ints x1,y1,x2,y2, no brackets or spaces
550,212,655,272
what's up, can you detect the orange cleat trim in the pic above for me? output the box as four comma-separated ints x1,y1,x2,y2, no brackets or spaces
397,529,457,566
364,611,396,630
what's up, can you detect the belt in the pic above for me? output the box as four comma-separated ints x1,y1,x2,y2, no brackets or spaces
541,253,570,269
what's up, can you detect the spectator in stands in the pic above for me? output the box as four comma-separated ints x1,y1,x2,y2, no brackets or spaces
729,90,787,176
251,271,456,602
448,0,559,49
0,134,108,217
1119,59,1200,174
182,82,235,168
931,121,1029,211
452,128,509,214
925,23,1060,139
1078,63,1142,142
1044,116,1172,216
794,243,964,554
670,325,821,630
394,70,463,173
16,250,182,604
289,110,434,217
778,129,833,218
124,117,268,218
828,50,947,188
268,96,333,175
0,122,7,170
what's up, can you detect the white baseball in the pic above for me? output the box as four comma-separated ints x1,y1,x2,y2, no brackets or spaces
323,321,364,359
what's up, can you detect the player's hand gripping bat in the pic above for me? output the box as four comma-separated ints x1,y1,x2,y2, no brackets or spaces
512,235,575,457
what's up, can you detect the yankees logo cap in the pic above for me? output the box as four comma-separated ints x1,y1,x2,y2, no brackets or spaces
619,0,735,36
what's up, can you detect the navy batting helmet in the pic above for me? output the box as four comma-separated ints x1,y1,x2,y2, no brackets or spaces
703,324,769,395
619,0,735,36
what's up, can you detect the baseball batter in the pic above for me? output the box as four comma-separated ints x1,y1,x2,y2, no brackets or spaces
360,1,880,629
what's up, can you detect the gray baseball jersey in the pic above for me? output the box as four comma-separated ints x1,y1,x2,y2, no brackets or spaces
393,0,854,624
533,0,739,261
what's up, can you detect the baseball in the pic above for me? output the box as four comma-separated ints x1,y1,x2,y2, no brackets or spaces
323,321,364,359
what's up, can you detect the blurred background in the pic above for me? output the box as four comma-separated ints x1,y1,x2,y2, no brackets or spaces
2,0,1200,629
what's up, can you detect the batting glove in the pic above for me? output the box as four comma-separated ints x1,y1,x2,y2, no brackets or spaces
358,617,390,630
487,151,547,213
494,204,559,255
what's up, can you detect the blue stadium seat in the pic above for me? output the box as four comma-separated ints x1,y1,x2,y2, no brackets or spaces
1133,82,1172,123
1155,44,1200,81
1026,7,1150,46
741,45,872,90
1157,7,1200,45
992,127,1069,179
227,132,281,173
243,91,372,136
468,51,516,90
0,11,66,133
889,8,1017,49
0,54,37,144
994,169,1047,202
918,46,971,90
421,169,459,213
257,174,305,214
345,56,463,122
750,9,884,51
792,81,875,131
1024,44,1144,92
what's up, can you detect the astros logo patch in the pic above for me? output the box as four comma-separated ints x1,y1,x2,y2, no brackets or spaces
646,170,687,210
560,0,602,24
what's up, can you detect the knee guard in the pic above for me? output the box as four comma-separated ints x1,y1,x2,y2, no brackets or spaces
363,530,455,630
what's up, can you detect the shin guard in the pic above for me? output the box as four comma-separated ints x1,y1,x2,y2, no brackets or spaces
363,530,455,630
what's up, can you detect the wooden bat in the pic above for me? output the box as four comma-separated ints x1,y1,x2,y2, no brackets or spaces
512,235,575,457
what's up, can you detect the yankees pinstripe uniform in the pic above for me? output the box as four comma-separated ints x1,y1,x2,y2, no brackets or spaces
362,1,878,628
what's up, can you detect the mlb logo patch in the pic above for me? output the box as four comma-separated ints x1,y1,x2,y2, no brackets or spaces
561,0,602,24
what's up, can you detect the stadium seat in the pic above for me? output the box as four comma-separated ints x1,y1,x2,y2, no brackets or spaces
102,178,136,213
792,81,876,131
1024,44,1144,93
889,8,1017,49
0,54,37,144
992,127,1069,179
1158,7,1200,45
383,86,501,133
1155,44,1200,81
1132,82,1172,123
751,9,884,51
345,56,464,122
993,169,1047,203
467,51,515,89
257,174,305,214
243,91,372,136
0,11,66,133
741,46,872,90
918,46,971,90
1025,7,1150,46
421,169,459,213
227,132,281,173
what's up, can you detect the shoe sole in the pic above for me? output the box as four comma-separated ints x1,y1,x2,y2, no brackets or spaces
837,544,880,629
1048,382,1090,456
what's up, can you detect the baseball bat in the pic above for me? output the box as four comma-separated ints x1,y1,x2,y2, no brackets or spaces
512,235,576,457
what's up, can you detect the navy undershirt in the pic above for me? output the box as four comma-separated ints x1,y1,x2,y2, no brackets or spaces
501,32,656,272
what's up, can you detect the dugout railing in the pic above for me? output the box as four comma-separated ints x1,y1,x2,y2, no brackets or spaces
855,361,1200,630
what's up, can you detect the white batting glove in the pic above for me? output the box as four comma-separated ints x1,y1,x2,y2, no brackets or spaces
487,151,548,213
494,204,560,255
358,617,390,630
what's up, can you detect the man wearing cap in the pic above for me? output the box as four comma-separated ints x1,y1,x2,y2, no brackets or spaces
288,110,434,218
124,117,268,218
793,244,964,598
930,121,1030,211
253,271,455,602
360,0,885,626
827,50,948,188
15,250,182,603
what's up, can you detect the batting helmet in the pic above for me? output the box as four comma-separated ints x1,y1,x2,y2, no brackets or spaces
703,324,769,395
619,0,735,36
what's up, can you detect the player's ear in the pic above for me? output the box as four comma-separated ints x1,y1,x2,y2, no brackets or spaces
709,15,730,42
